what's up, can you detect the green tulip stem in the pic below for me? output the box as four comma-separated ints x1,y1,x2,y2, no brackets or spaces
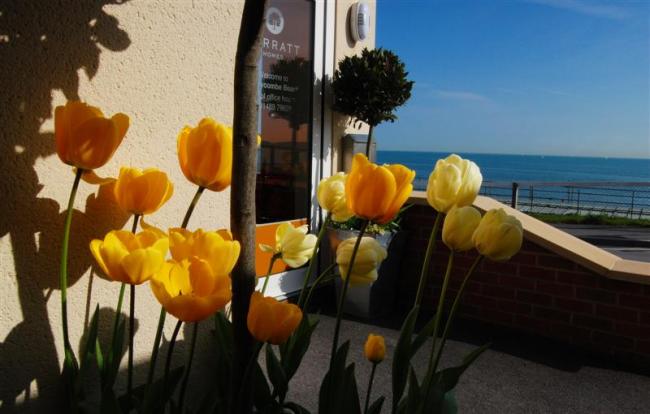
146,188,203,391
302,262,336,312
126,214,140,401
181,186,205,229
431,255,483,374
59,168,83,370
260,254,279,295
413,212,443,312
426,250,455,375
146,305,167,387
331,219,369,363
363,362,378,414
110,282,126,357
297,213,331,309
178,321,199,409
127,284,135,399
163,319,183,398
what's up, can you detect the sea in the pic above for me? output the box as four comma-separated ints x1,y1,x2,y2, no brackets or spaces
377,151,650,190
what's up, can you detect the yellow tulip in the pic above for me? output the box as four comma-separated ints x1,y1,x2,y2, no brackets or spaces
113,167,174,215
247,292,303,344
177,118,232,191
472,208,523,262
150,229,240,322
346,153,415,224
55,101,129,170
259,222,317,268
364,334,386,363
336,236,387,286
426,154,482,213
317,173,354,222
442,206,482,252
90,229,169,285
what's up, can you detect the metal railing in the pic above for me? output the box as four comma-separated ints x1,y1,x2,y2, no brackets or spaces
413,178,650,219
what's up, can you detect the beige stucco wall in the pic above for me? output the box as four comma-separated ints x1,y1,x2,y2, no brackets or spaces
332,0,377,172
0,1,242,409
0,0,376,410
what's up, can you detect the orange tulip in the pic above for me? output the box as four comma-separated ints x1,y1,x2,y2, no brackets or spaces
346,153,414,224
177,118,232,191
150,229,240,322
90,229,169,285
247,292,302,344
54,101,129,170
113,167,174,215
364,334,386,363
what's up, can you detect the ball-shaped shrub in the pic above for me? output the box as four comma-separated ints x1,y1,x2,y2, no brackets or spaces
332,47,413,128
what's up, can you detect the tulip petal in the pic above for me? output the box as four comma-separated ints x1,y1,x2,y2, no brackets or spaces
121,248,164,285
188,257,217,297
68,117,120,170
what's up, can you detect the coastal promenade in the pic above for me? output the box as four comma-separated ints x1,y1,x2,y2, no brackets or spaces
554,224,650,262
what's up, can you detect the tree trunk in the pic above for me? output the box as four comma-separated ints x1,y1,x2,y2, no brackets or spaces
230,1,267,413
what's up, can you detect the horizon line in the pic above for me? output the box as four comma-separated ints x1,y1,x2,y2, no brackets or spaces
376,149,650,161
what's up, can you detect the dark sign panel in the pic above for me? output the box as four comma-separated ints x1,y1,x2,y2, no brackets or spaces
257,0,314,223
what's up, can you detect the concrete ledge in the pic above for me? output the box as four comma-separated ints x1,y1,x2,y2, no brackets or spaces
408,191,650,284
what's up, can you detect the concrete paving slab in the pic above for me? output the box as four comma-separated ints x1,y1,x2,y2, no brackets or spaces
283,315,650,413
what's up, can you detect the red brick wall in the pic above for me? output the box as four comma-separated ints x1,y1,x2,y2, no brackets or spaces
398,204,650,360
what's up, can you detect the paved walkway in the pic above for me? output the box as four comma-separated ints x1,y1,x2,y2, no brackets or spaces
554,224,650,262
286,315,650,413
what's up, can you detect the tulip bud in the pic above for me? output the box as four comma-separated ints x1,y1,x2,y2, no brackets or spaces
426,154,482,213
364,334,386,363
317,173,354,222
442,206,482,252
113,167,174,215
247,292,302,344
259,222,317,268
90,229,169,285
177,118,232,191
55,101,129,170
472,208,523,262
336,237,387,286
346,153,415,224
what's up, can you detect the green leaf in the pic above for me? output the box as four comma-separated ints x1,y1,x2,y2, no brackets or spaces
366,396,385,414
442,390,458,414
266,344,288,401
342,363,361,414
281,316,318,381
138,366,185,414
283,401,311,414
214,311,234,360
318,341,350,414
103,318,126,390
411,314,437,356
391,306,419,411
99,388,121,414
80,305,101,372
421,343,490,413
211,312,234,413
404,366,421,414
252,361,274,412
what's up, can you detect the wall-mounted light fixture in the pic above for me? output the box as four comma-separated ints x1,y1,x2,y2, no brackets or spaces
350,1,370,43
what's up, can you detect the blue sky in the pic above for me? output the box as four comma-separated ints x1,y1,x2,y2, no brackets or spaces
374,0,650,158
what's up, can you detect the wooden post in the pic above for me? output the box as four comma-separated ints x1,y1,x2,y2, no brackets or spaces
230,1,267,413
511,182,519,209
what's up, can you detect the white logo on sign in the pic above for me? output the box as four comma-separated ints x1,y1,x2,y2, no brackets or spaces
266,7,284,35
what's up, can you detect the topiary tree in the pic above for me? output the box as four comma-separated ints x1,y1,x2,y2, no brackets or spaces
332,47,413,157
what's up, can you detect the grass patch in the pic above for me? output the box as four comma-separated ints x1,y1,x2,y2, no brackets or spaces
529,213,650,228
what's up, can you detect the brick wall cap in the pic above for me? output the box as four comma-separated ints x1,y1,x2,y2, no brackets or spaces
408,192,650,284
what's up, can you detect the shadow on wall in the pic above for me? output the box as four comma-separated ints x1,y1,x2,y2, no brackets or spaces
0,1,131,411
